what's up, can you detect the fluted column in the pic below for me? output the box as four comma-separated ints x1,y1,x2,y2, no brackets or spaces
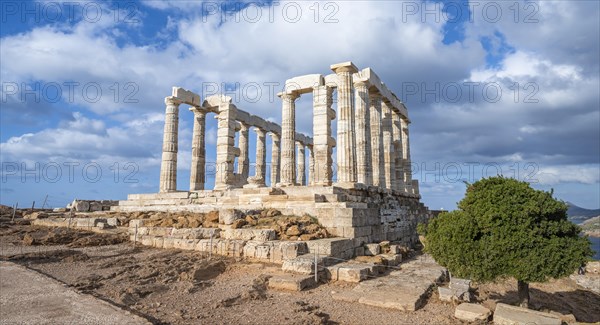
270,133,281,186
308,145,315,185
331,62,358,185
354,80,371,185
238,122,250,185
159,96,181,192
312,85,334,185
279,92,299,186
381,100,395,190
249,127,267,187
369,91,384,188
392,110,405,192
401,117,414,193
189,107,207,191
296,141,306,186
214,99,237,190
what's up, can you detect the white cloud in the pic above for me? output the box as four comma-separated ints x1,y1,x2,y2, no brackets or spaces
535,165,600,185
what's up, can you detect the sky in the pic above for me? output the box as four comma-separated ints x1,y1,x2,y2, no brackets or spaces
1,0,599,211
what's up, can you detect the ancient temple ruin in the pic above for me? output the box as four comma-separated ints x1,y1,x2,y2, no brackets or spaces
115,61,431,247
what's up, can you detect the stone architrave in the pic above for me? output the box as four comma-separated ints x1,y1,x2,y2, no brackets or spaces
331,62,358,185
369,91,384,188
189,106,207,191
159,96,181,193
312,85,334,186
270,132,281,186
279,92,299,186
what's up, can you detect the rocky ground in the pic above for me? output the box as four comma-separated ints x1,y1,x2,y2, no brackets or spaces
1,215,599,324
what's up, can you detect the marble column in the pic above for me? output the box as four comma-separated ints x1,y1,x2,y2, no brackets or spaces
270,132,281,186
189,107,207,191
401,117,414,193
159,96,181,193
312,85,334,185
369,91,384,188
249,127,267,187
238,122,250,185
381,100,395,190
392,110,405,192
214,99,237,190
331,62,358,184
354,80,371,185
279,92,299,186
296,141,306,186
308,145,315,186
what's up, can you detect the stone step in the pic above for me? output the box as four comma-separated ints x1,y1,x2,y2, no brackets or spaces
325,263,373,283
331,255,447,311
281,254,332,275
127,192,190,200
267,274,316,291
304,238,355,258
493,303,561,325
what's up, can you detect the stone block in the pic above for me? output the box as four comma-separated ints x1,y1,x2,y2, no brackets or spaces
354,247,365,256
282,254,322,275
327,263,370,282
140,235,154,246
129,219,145,228
380,254,402,266
72,200,90,212
89,202,103,212
219,209,243,225
364,243,380,256
493,303,561,325
454,303,491,322
268,274,315,291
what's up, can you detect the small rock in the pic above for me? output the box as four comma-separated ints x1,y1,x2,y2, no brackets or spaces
364,243,380,256
22,234,36,245
286,225,302,237
231,219,247,229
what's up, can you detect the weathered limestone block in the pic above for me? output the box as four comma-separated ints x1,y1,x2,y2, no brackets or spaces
89,202,103,212
454,303,491,322
72,200,90,212
327,263,370,282
221,229,276,241
493,303,561,325
281,254,322,275
268,274,315,291
219,209,243,225
364,243,380,256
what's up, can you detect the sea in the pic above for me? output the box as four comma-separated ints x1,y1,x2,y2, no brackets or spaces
590,236,600,260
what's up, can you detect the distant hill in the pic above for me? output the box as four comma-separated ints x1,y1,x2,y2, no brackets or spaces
567,202,600,224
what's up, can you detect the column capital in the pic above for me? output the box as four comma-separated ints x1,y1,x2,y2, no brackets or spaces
269,132,281,141
295,140,305,148
165,96,182,106
368,89,382,100
189,106,207,115
278,91,300,101
353,79,369,89
239,121,249,131
330,61,358,74
254,127,266,136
